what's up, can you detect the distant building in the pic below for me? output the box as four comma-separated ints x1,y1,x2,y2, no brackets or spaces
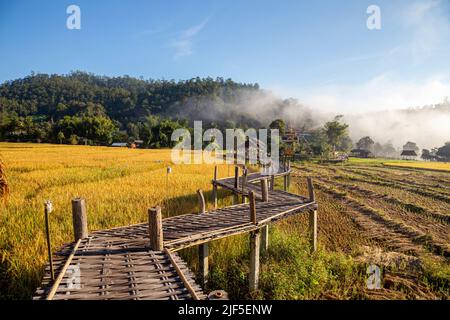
133,140,144,148
350,149,375,158
401,150,417,160
111,142,128,148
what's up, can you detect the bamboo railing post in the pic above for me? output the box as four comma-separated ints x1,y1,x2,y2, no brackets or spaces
148,206,163,251
199,242,209,285
233,166,239,204
270,174,275,191
248,190,260,291
307,177,317,253
71,198,88,241
212,166,218,209
260,179,269,202
287,160,291,190
241,167,248,204
307,177,315,203
260,179,269,252
197,189,208,284
44,200,54,281
197,189,206,214
249,229,261,291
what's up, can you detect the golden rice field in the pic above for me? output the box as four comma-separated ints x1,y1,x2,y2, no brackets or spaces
0,143,449,300
0,143,235,299
384,161,450,172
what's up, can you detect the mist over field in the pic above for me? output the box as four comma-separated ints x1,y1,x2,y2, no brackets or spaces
344,106,450,150
179,88,450,150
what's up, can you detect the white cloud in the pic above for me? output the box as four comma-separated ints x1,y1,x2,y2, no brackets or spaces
295,74,450,114
171,18,209,59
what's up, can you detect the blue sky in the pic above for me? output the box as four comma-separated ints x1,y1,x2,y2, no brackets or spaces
1,0,449,113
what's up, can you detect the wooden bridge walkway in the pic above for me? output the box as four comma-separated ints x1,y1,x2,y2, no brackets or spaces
34,163,317,300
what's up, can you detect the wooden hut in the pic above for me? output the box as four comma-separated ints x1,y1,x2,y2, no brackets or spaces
401,150,417,160
350,149,375,158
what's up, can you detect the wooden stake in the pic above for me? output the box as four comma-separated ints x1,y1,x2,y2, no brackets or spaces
212,166,218,209
249,229,261,291
149,206,163,251
270,175,275,191
71,198,88,241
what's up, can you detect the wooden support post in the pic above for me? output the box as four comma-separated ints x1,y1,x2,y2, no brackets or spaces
44,201,54,281
148,206,163,251
249,229,261,291
71,198,88,241
283,175,288,191
199,242,209,285
197,189,208,284
241,167,248,204
287,160,291,190
212,166,218,209
306,177,317,253
260,179,269,252
233,166,239,204
270,175,275,191
197,189,206,213
260,179,269,202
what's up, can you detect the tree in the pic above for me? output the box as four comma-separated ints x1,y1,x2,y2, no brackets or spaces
57,131,65,144
336,135,353,152
421,149,431,161
382,142,397,158
69,134,79,145
373,142,383,157
436,142,450,161
356,136,375,151
269,119,286,136
323,115,349,153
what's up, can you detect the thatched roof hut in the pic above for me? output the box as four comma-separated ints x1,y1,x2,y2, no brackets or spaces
401,150,417,160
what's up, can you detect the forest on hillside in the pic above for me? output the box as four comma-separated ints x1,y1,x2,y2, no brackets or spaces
0,72,280,147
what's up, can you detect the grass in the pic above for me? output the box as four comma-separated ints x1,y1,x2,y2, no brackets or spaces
0,142,448,300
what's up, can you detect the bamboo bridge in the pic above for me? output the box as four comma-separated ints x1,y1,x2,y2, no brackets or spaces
34,162,318,300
